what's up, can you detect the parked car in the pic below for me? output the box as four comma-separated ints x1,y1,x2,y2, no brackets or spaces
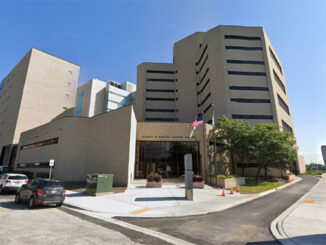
15,178,66,208
0,173,29,193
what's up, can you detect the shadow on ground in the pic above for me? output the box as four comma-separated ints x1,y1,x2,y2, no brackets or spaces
135,196,186,202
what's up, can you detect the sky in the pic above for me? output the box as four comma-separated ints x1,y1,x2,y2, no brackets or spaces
0,0,325,164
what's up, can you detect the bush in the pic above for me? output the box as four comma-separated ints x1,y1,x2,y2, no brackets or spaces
217,174,237,179
146,173,162,182
302,170,324,176
193,175,203,182
36,172,49,178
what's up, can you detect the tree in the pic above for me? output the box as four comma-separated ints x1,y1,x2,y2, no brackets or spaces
213,115,255,176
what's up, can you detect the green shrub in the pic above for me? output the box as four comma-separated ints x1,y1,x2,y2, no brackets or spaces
36,172,49,178
302,170,324,176
217,174,237,179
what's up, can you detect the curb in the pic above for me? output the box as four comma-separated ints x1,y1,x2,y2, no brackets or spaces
64,177,302,218
270,177,321,245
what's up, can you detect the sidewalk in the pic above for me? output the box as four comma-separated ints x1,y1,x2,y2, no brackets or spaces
64,177,301,218
271,176,326,245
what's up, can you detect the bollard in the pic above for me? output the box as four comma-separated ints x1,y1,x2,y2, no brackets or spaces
184,154,193,200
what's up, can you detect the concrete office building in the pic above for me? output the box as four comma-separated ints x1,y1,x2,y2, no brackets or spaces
136,25,305,173
75,79,136,117
0,48,80,167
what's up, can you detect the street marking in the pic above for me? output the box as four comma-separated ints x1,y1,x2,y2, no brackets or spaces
129,208,151,215
245,195,254,198
304,200,315,204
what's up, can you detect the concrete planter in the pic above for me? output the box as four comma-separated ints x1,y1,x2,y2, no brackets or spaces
146,180,162,188
216,177,245,188
193,180,205,188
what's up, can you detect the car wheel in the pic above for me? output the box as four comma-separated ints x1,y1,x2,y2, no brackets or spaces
0,185,3,194
15,193,20,204
28,197,35,209
56,202,63,207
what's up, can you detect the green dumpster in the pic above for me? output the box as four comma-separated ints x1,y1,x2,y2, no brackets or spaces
86,174,113,196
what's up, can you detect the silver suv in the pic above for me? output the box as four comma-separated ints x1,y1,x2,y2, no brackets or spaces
0,173,29,193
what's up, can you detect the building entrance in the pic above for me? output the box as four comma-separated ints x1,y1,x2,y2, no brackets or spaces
135,141,200,178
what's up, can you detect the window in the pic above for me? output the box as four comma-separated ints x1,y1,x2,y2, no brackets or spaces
273,70,286,94
146,109,176,112
199,79,210,94
225,46,262,51
64,94,69,98
146,98,175,101
68,70,72,74
199,68,209,85
282,120,293,133
145,118,176,121
18,162,50,168
20,138,59,150
278,94,290,115
229,86,268,91
63,107,67,110
198,55,208,74
269,47,283,74
146,89,175,93
203,104,212,114
75,90,84,116
228,71,266,76
146,70,175,74
146,78,175,82
109,90,126,98
200,93,211,106
66,82,71,86
230,98,270,103
196,45,207,65
232,114,273,119
224,35,261,40
227,60,264,65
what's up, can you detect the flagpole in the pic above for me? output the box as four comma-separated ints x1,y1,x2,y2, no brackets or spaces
212,104,217,185
202,112,207,182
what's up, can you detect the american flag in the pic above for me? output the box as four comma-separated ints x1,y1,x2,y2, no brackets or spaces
187,115,204,128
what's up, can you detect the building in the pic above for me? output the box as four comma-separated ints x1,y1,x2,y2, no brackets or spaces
321,146,326,165
15,106,210,186
0,48,80,167
75,79,136,117
136,25,305,173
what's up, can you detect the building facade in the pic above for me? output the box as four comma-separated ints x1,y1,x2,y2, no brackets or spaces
75,79,136,117
0,48,80,167
136,25,294,131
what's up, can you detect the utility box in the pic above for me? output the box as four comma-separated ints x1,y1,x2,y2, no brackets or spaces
86,174,113,196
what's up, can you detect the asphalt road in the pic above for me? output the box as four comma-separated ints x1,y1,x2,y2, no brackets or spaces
117,175,319,245
0,193,169,245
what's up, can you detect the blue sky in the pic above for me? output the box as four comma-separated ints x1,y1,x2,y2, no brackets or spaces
0,0,325,164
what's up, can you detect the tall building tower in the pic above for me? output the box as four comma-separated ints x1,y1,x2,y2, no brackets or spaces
0,48,80,166
321,145,326,165
136,25,294,134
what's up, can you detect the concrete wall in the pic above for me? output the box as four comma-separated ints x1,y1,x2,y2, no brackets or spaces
15,106,136,186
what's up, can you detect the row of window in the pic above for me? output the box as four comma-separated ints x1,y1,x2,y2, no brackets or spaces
197,55,208,74
232,114,273,119
273,70,286,94
199,79,210,94
199,68,209,85
199,92,211,106
228,71,266,76
109,90,126,98
231,98,270,103
145,118,176,121
146,97,176,101
145,109,176,112
282,120,293,133
146,89,176,93
20,138,59,150
229,86,268,91
146,70,175,74
196,45,208,65
277,94,290,115
225,35,261,41
227,60,264,65
203,104,212,114
17,162,50,168
225,46,262,51
269,47,283,74
146,78,175,82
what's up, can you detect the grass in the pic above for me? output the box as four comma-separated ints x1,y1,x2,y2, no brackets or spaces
227,177,285,194
302,170,324,176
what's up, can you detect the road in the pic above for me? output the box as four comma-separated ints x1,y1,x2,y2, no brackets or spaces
0,193,169,245
117,175,319,245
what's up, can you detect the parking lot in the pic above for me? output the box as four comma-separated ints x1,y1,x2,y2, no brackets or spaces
0,193,138,245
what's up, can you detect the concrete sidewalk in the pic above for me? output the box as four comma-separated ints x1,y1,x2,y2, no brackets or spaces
271,176,326,245
64,177,301,218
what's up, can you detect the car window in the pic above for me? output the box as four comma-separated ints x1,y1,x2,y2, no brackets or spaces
8,176,28,180
43,181,62,187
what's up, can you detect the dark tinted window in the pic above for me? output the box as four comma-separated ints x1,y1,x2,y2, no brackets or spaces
43,181,62,187
8,175,28,180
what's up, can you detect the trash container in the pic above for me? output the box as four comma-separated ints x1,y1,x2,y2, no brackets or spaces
86,174,113,196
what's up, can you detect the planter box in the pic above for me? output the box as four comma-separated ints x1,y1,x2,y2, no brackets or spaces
216,177,245,188
193,180,205,188
146,180,162,188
